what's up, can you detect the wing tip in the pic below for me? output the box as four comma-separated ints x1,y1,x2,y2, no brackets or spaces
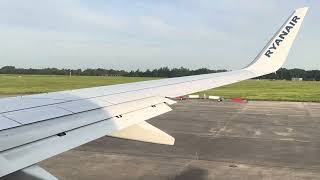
244,7,308,74
295,7,309,13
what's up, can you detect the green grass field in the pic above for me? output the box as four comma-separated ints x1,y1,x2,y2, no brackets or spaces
0,74,319,102
198,80,320,102
0,74,158,95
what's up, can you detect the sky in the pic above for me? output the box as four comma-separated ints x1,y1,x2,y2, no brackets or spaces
0,0,319,70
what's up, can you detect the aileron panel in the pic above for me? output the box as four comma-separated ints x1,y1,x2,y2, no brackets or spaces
0,116,21,131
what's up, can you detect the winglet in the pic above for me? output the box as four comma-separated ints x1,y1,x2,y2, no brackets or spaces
244,7,308,75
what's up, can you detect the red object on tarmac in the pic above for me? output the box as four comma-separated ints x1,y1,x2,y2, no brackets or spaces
175,96,186,100
230,98,246,102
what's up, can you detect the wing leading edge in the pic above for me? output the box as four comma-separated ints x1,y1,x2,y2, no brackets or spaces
0,7,308,179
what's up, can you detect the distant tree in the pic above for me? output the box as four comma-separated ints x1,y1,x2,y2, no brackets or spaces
0,66,16,74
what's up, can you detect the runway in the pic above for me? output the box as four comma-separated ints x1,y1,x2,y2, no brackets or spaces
39,99,320,180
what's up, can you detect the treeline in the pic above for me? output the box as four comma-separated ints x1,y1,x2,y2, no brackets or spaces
0,66,226,77
1,66,320,80
259,68,320,81
0,66,127,76
126,67,226,77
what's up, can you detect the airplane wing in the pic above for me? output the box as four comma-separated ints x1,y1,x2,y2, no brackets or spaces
0,7,308,179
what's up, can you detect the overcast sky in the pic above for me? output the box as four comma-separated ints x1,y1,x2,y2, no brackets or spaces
0,0,318,70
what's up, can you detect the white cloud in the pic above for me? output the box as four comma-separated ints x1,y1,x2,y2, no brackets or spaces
64,5,128,31
138,16,174,35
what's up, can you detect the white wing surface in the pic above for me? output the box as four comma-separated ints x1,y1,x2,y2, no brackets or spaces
0,7,308,179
